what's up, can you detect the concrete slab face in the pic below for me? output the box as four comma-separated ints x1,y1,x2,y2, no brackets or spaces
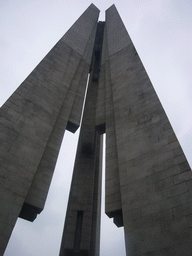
104,4,192,256
59,21,105,256
0,4,99,254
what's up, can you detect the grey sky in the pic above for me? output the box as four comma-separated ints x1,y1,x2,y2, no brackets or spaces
1,1,192,255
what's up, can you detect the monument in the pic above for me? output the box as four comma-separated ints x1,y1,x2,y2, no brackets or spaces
0,4,192,256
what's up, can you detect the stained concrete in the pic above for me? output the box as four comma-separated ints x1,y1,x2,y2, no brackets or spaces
102,5,192,256
0,4,99,255
1,4,192,256
59,21,105,256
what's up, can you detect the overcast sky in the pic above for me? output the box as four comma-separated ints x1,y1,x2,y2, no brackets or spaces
1,1,192,255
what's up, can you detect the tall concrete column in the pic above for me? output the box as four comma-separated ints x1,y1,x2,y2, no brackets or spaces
102,5,192,255
0,4,99,254
59,21,105,256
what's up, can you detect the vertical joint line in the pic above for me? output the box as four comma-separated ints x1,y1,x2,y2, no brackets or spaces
74,210,84,252
89,21,105,80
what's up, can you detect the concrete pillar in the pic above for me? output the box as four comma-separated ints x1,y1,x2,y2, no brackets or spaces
59,21,105,256
0,4,99,254
103,5,192,255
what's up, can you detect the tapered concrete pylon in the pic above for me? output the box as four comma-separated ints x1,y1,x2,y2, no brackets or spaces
0,4,99,254
1,4,192,256
102,5,192,256
59,21,105,256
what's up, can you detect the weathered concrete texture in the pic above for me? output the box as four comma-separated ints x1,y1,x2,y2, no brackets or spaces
59,78,103,256
0,4,99,254
59,21,105,256
103,5,192,255
97,22,122,222
1,4,192,256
